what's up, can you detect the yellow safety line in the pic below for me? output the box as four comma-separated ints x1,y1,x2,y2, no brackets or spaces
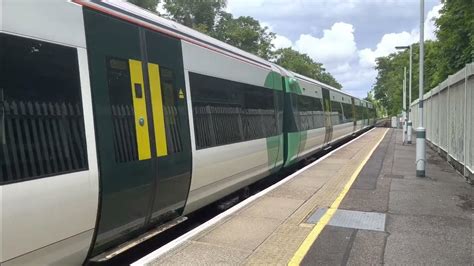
288,128,389,266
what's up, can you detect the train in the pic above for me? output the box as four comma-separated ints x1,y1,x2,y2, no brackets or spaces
0,0,375,264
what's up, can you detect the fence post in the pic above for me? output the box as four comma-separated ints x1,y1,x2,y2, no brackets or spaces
463,67,468,178
446,76,451,161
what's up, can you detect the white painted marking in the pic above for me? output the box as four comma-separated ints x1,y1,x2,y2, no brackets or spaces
132,128,376,266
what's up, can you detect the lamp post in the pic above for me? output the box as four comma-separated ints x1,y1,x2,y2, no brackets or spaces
408,45,412,144
417,0,426,177
403,67,407,144
395,45,412,144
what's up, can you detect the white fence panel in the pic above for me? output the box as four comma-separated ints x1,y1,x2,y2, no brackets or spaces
431,93,439,145
409,62,473,180
438,89,448,151
468,70,474,172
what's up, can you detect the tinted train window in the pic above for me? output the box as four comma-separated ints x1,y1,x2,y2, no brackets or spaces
190,72,279,149
159,67,183,154
330,101,343,125
296,95,324,131
0,33,88,184
356,105,365,120
341,103,354,123
106,58,139,163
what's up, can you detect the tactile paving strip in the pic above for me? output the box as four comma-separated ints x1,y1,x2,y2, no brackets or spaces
306,208,386,232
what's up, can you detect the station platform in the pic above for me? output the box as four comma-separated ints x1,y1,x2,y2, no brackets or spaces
133,128,473,265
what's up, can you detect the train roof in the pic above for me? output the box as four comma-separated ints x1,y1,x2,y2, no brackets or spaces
75,0,370,105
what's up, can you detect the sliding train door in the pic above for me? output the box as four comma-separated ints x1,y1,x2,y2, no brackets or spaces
322,88,333,144
84,10,191,256
144,29,192,225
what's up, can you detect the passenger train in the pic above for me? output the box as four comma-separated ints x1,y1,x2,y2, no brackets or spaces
0,0,375,264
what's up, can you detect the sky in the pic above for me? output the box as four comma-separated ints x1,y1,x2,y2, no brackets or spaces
226,0,443,98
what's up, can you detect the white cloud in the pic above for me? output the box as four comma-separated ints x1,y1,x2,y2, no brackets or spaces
357,3,442,68
294,22,357,65
425,3,443,40
226,1,443,98
358,31,416,68
272,34,292,50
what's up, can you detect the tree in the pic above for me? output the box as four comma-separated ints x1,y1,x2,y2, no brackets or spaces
127,0,160,12
127,0,342,88
211,12,275,59
162,0,226,33
364,91,386,118
372,41,442,116
274,48,342,89
433,0,474,85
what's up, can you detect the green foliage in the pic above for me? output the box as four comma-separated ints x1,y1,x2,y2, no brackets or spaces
211,12,275,60
372,0,474,116
128,0,342,89
162,0,226,32
364,91,386,118
433,0,474,85
372,42,439,116
127,0,160,12
274,48,342,89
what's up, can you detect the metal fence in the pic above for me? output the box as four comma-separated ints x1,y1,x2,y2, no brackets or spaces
193,106,277,149
410,63,473,180
1,100,88,182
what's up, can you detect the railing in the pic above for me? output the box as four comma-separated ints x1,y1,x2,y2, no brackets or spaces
193,106,277,149
111,104,138,162
111,104,183,162
410,62,473,179
1,100,88,182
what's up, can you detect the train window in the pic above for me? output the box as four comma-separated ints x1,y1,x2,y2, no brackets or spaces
341,103,354,123
0,33,88,184
159,67,183,154
106,57,139,163
190,72,278,149
330,101,343,125
296,94,324,131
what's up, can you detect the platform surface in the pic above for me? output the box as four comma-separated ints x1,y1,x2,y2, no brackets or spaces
138,128,473,265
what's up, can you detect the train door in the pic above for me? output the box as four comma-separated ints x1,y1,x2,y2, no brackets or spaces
144,29,192,225
84,10,191,256
322,88,333,144
351,98,357,132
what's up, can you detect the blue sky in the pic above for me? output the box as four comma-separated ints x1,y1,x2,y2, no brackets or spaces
226,0,442,98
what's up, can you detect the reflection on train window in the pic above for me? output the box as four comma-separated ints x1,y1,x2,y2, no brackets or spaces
330,101,344,125
296,94,324,131
342,103,354,123
159,67,182,154
190,72,279,149
356,105,366,121
106,57,139,163
0,33,88,184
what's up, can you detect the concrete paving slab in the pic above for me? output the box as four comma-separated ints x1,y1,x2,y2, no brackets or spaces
244,224,311,265
386,213,471,241
156,241,252,266
346,230,387,265
238,196,303,221
197,215,281,251
266,180,320,201
389,179,472,219
301,225,355,266
340,177,391,213
384,215,471,265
